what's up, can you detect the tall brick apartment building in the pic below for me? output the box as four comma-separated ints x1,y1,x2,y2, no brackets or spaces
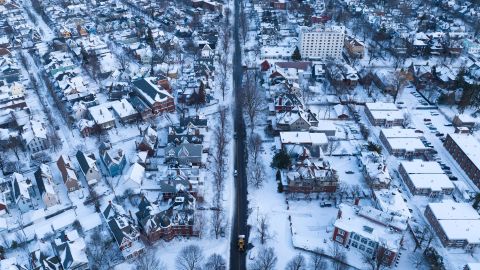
443,134,480,188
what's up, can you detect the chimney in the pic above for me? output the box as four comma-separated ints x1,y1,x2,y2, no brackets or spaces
337,209,342,219
354,197,360,206
129,210,133,219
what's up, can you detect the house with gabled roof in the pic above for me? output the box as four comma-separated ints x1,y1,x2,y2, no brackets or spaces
102,202,144,259
57,155,81,192
165,143,203,166
52,230,89,270
22,119,48,153
34,164,59,208
137,125,157,156
99,142,126,177
131,77,175,114
11,172,34,211
76,150,101,186
135,190,197,243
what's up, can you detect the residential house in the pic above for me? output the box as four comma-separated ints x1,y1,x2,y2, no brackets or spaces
57,155,81,192
22,119,48,153
131,77,175,114
99,142,126,177
34,164,59,208
110,99,139,124
359,152,392,189
52,230,89,270
136,191,197,243
165,143,203,166
11,172,34,211
345,36,365,58
275,109,319,131
88,104,115,130
103,202,144,259
137,125,158,156
282,159,339,193
76,150,101,186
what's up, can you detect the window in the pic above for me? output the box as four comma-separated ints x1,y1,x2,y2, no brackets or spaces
361,238,368,244
351,241,358,248
368,241,375,247
366,248,373,254
335,235,344,243
359,245,365,251
338,229,345,236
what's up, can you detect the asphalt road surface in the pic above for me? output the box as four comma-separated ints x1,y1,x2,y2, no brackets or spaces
229,0,249,269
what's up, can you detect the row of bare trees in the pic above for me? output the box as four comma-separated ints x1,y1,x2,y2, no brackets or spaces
210,106,229,239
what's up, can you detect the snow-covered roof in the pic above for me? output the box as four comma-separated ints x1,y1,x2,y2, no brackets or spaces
22,119,47,145
125,162,145,186
110,99,137,118
386,138,427,152
400,160,444,174
88,104,115,125
409,174,454,191
428,200,480,244
447,134,480,171
373,189,411,220
369,110,404,122
334,204,404,252
280,131,328,145
381,127,420,138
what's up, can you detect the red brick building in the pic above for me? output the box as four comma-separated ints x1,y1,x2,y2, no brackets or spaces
444,134,480,188
333,204,406,266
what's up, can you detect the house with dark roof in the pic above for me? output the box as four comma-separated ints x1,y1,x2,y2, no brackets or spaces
102,202,144,259
135,190,197,243
99,142,126,177
11,172,34,211
131,77,175,114
136,125,157,156
57,155,81,192
34,164,59,208
75,150,101,186
165,143,203,166
51,230,89,270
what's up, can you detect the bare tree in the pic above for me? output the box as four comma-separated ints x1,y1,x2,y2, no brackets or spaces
310,248,327,270
243,72,264,132
136,248,166,270
256,214,271,245
249,161,265,189
362,246,389,270
285,254,307,270
86,227,113,269
392,71,407,103
330,242,347,270
249,247,278,270
326,140,340,156
204,253,226,270
176,245,204,270
248,133,263,163
194,211,206,238
211,209,226,239
409,251,425,268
